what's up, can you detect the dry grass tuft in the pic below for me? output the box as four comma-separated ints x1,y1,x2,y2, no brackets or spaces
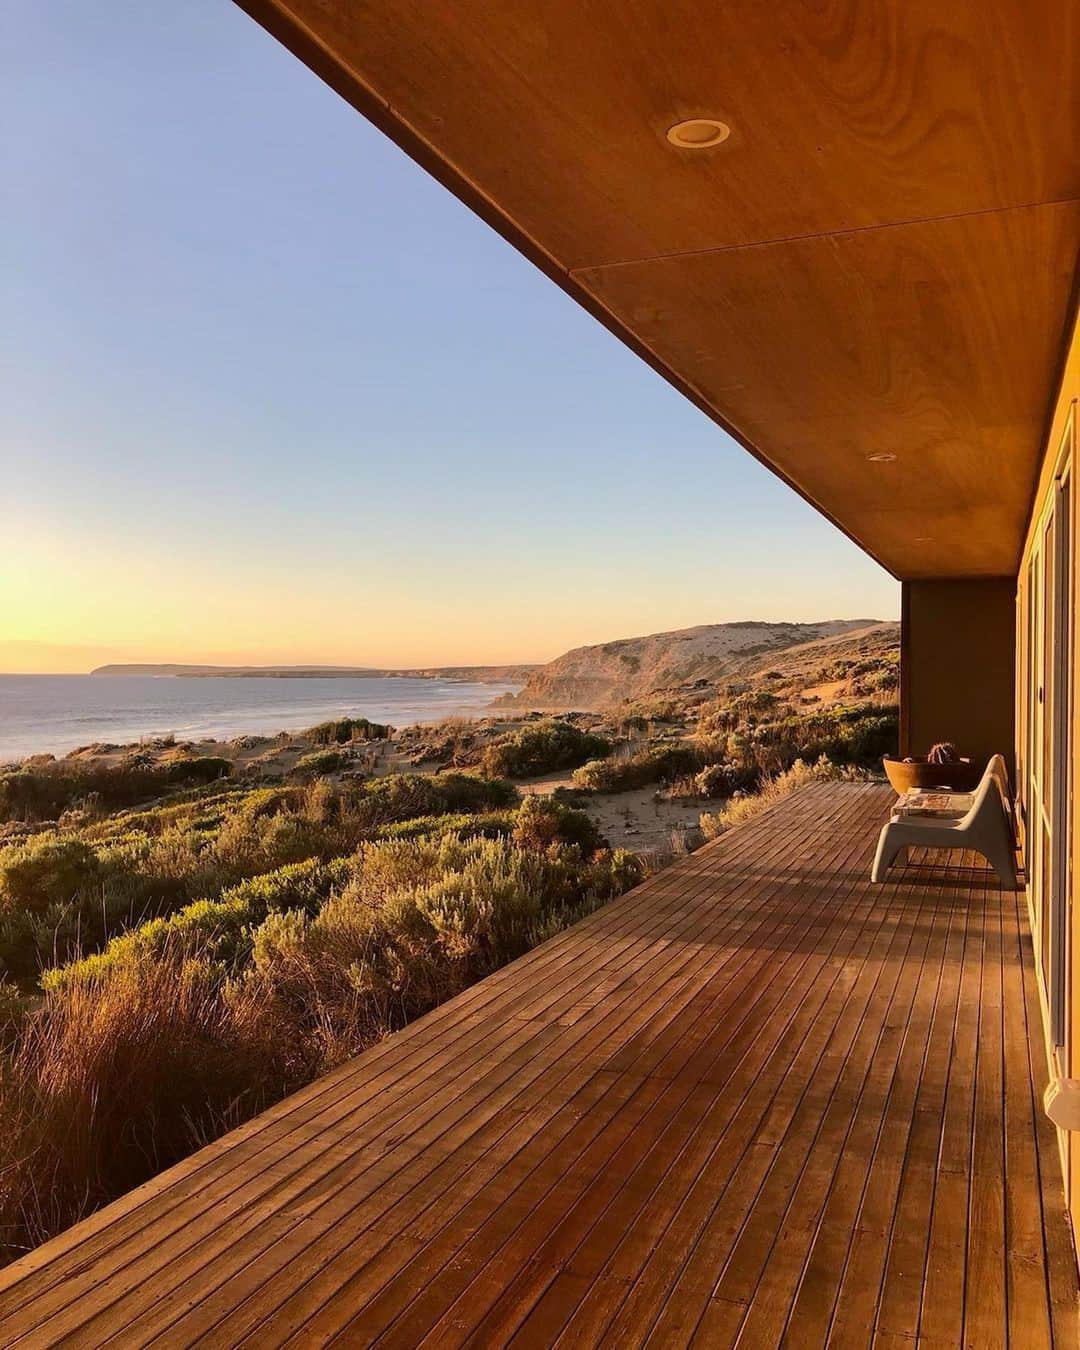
699,756,870,841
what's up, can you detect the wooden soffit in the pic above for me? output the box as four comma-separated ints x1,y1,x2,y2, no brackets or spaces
236,0,1080,579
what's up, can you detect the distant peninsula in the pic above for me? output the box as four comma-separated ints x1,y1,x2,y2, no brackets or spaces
89,663,538,683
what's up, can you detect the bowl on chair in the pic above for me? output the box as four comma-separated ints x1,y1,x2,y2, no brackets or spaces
882,755,981,794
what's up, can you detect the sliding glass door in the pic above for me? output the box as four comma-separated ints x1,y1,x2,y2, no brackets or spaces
1026,423,1073,1056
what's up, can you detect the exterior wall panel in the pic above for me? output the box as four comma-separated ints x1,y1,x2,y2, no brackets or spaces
901,578,1016,776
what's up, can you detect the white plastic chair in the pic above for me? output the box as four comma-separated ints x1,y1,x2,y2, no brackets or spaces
871,755,1018,887
889,753,1013,835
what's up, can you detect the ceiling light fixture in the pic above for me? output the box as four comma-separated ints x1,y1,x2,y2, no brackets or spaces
666,118,731,149
865,452,897,463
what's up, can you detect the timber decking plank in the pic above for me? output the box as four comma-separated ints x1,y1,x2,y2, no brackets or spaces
0,783,1073,1350
727,848,967,1347
1002,885,1055,1350
963,863,1009,1348
513,826,886,1348
639,853,936,1347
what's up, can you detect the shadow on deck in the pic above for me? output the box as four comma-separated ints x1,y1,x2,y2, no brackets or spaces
0,782,1075,1347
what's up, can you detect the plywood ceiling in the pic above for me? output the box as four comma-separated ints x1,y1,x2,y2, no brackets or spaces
237,0,1080,578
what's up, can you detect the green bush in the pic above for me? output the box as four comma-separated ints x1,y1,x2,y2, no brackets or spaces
0,727,659,1265
0,838,101,915
573,743,702,794
43,856,349,991
0,774,524,986
480,722,611,779
699,689,782,734
359,773,517,823
163,757,232,786
746,703,898,771
511,796,604,856
694,762,753,799
7,827,646,1263
0,757,232,825
305,718,391,745
369,811,517,844
292,750,346,778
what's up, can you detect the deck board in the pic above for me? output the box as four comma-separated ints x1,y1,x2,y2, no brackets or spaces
0,782,1074,1348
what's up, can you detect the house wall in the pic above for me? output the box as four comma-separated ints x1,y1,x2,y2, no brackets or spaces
1016,307,1080,1227
900,579,1016,776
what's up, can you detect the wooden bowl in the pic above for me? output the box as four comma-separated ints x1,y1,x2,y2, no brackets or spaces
882,755,981,794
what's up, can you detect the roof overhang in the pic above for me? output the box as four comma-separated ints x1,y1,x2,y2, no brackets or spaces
235,0,1080,580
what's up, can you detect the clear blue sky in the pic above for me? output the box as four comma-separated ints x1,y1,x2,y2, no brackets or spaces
2,1,898,671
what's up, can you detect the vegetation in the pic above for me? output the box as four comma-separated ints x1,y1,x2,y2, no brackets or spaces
480,720,611,779
0,773,518,986
0,758,642,1263
569,700,894,802
0,755,232,824
304,717,391,745
291,748,347,777
573,743,702,793
708,702,898,778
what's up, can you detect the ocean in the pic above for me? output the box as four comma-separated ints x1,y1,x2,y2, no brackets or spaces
0,674,520,762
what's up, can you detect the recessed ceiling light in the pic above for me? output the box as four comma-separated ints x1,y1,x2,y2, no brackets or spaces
666,118,731,149
865,452,897,463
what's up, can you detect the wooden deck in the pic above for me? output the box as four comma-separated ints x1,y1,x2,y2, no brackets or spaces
0,782,1075,1347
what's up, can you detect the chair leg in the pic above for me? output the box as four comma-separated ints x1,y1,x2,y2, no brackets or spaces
979,837,1019,890
872,828,905,883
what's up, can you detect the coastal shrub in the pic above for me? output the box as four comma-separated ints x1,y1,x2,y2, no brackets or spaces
698,689,782,735
304,717,391,745
480,722,611,779
43,856,349,991
2,829,643,1260
694,762,753,799
359,773,517,824
0,774,525,986
291,749,347,778
511,796,604,856
693,700,896,779
0,955,293,1261
238,834,644,1066
163,757,232,786
368,811,516,844
0,756,232,825
616,699,683,725
0,838,101,916
853,666,899,695
572,743,702,794
745,703,897,772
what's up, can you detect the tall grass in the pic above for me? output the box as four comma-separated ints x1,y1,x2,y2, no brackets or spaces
0,955,289,1255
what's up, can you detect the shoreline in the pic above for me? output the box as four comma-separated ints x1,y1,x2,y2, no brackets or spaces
0,673,524,765
87,664,538,682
